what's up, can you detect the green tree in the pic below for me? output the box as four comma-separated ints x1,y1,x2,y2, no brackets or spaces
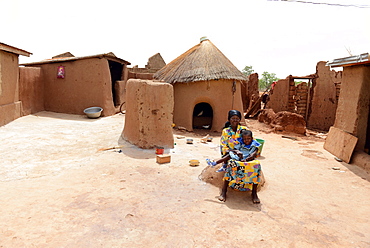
259,71,279,90
242,65,254,77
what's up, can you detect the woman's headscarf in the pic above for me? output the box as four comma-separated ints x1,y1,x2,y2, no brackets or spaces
224,110,242,128
227,110,242,121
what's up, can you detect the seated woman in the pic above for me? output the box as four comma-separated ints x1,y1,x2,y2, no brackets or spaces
215,110,262,204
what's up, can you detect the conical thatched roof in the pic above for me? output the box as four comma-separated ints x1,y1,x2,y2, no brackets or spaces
154,38,247,84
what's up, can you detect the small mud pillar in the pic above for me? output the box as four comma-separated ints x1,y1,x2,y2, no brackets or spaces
122,79,174,149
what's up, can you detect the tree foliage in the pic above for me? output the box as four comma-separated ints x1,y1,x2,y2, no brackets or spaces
259,71,279,90
242,65,254,77
242,65,279,90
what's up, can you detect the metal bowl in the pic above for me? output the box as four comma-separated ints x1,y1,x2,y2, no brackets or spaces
83,107,103,119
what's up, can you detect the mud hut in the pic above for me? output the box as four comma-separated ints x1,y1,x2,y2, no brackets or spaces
0,42,32,126
325,53,370,168
154,38,247,132
21,52,130,116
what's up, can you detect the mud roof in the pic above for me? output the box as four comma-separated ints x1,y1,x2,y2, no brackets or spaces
21,52,130,66
0,42,32,57
52,52,75,59
153,38,247,84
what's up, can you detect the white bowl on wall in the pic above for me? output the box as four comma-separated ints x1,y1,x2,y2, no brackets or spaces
83,107,103,119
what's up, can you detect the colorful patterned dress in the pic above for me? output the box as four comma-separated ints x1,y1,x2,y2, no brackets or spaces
220,125,262,191
220,125,249,156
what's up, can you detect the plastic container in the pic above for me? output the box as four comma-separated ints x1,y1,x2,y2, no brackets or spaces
156,147,164,155
189,159,200,167
255,138,265,155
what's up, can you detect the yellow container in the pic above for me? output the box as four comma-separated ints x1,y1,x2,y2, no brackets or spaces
189,159,200,167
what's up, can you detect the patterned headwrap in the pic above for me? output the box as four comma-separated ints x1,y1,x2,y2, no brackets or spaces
224,110,242,128
228,110,242,120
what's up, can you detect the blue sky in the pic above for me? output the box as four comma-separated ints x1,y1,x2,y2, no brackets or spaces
1,0,369,78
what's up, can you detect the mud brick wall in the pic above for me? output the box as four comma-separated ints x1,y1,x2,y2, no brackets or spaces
307,61,341,131
295,82,308,116
334,65,370,150
288,77,295,112
266,76,290,113
19,67,44,116
122,79,174,149
0,50,21,126
241,73,259,112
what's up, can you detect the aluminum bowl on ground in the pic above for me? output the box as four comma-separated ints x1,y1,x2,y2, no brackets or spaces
83,107,103,119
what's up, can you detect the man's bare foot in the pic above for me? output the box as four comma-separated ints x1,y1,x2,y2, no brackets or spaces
252,193,260,204
218,194,226,202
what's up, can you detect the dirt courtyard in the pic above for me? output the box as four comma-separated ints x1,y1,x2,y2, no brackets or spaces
0,111,369,247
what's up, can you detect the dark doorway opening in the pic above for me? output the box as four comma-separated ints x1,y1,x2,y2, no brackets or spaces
193,102,213,129
108,60,123,107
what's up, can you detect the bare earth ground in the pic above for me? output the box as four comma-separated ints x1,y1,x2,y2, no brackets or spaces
0,111,369,248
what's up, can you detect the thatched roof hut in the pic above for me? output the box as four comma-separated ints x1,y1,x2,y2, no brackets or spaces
154,38,246,132
154,37,246,84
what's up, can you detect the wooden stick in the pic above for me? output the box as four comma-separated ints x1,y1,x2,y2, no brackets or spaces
281,135,298,141
98,145,124,151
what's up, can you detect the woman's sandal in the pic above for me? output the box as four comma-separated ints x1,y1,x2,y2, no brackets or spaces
206,159,217,167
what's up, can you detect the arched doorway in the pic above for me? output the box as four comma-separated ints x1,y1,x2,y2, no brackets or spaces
193,102,213,129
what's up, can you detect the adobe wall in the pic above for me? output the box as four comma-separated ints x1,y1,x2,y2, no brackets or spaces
295,82,309,117
0,101,21,126
30,58,116,116
0,50,21,126
19,67,44,116
145,53,166,70
127,53,165,92
128,71,154,80
0,51,19,105
307,61,341,131
266,77,290,113
173,80,245,132
122,79,174,149
241,73,258,111
335,65,370,150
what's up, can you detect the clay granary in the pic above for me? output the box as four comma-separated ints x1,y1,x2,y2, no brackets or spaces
154,37,247,132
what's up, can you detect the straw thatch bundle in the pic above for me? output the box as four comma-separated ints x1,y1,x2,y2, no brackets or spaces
154,39,247,84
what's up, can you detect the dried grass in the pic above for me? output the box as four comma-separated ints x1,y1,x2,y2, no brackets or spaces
154,40,247,84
